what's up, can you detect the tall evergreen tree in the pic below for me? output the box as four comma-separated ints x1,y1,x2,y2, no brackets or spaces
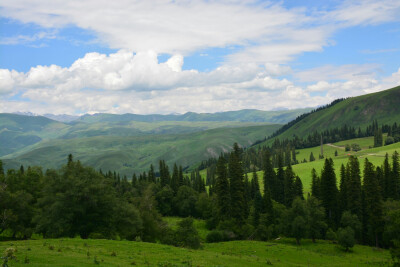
393,151,400,199
310,168,320,199
171,163,180,193
215,156,230,221
363,158,383,247
263,150,276,201
347,156,362,219
320,158,338,228
339,164,348,215
148,164,156,184
228,143,246,224
284,164,295,207
383,153,392,199
294,176,304,200
275,155,285,204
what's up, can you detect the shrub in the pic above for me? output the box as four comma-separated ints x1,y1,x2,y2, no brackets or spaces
206,230,224,243
175,217,201,249
326,228,337,242
351,144,361,152
345,144,351,152
385,136,395,145
337,227,355,252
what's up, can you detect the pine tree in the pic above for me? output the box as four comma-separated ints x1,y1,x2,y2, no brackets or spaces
383,153,392,199
275,155,285,204
148,164,156,183
320,158,338,228
263,150,276,201
171,163,179,194
294,176,304,200
310,152,315,162
347,156,362,219
228,143,246,224
311,168,320,199
159,160,170,187
215,156,230,221
339,164,348,214
284,164,295,207
393,151,400,200
363,158,383,247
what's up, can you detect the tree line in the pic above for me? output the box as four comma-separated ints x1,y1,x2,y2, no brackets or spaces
1,145,400,261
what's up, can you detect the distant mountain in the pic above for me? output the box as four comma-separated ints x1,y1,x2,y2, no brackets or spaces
78,108,313,124
43,114,80,122
2,124,281,175
0,108,313,174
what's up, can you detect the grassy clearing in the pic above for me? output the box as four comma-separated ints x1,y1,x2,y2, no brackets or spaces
0,237,391,267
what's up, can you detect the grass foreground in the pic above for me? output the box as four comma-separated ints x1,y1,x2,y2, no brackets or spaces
0,237,392,266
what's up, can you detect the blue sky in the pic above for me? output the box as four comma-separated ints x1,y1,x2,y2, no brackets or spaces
0,0,399,115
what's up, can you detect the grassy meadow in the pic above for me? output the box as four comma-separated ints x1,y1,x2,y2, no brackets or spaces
0,237,392,267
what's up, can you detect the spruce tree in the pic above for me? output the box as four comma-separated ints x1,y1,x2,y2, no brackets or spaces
383,153,392,199
228,143,246,224
294,176,304,200
284,164,295,207
263,150,276,201
320,158,338,228
310,152,315,162
215,156,230,221
347,156,362,220
393,151,400,199
148,164,156,183
311,168,320,199
363,158,383,247
339,164,348,215
275,155,285,204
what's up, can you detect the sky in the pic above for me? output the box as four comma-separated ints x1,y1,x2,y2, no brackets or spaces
0,0,400,115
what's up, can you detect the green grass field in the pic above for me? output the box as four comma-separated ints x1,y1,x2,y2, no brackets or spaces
0,237,391,266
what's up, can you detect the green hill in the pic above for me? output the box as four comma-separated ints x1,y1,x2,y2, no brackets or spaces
2,124,281,175
268,85,400,141
0,114,68,156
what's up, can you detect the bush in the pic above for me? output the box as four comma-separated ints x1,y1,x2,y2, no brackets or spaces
175,217,201,249
345,144,351,152
337,227,355,252
326,228,337,242
385,136,395,145
351,143,361,152
206,230,224,243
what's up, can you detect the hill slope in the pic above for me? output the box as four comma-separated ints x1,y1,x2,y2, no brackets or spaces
270,85,400,140
2,124,281,175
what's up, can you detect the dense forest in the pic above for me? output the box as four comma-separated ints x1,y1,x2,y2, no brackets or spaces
1,143,400,262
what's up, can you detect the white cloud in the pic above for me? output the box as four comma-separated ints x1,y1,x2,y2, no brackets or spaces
295,64,380,83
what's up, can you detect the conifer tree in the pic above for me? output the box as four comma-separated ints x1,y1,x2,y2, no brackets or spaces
363,158,383,247
215,156,230,221
284,164,295,207
263,150,276,201
311,168,320,199
381,153,391,198
347,156,362,219
228,143,246,224
294,176,304,200
275,155,285,204
320,158,338,228
339,164,348,214
148,164,156,183
171,163,180,194
310,152,315,162
393,151,400,199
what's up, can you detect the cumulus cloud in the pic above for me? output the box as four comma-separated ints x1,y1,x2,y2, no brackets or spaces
0,0,400,115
